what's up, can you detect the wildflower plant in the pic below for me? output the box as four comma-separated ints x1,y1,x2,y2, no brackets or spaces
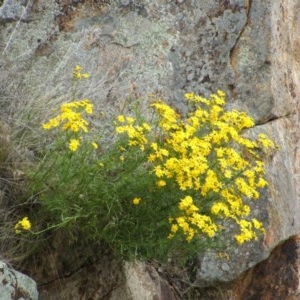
26,66,275,263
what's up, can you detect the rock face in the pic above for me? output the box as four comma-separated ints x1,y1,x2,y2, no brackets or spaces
0,0,300,298
236,234,300,300
111,262,178,300
35,237,178,300
0,260,38,300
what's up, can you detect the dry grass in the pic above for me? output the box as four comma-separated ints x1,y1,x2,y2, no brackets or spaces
0,121,33,264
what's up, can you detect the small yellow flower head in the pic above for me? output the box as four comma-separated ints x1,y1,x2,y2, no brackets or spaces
81,73,90,79
217,90,225,97
126,117,135,124
74,65,82,71
84,101,93,114
117,115,125,123
157,180,166,187
178,196,193,210
15,217,31,234
42,116,61,130
252,218,263,229
184,93,194,101
116,126,125,133
132,197,141,205
69,139,80,152
142,122,151,131
73,65,89,80
91,142,98,149
258,134,275,149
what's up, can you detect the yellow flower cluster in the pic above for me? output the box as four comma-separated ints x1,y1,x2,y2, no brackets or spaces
235,218,264,244
73,65,90,79
42,99,93,151
168,196,218,241
15,217,31,234
42,99,93,132
42,67,98,152
150,101,180,131
115,115,151,151
69,138,80,152
116,90,275,244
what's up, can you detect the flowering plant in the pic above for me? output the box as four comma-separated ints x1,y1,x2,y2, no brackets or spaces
25,66,275,262
115,91,273,246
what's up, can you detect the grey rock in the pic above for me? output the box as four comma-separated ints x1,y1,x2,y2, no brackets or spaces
221,263,230,272
119,0,131,6
0,0,32,22
0,261,38,300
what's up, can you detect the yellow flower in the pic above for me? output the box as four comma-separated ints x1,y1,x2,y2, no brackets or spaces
157,180,166,187
217,90,225,97
150,143,158,151
126,117,135,124
73,72,81,79
74,65,82,71
211,202,231,217
91,142,98,149
252,218,263,229
116,126,125,133
117,115,125,123
15,217,31,234
184,93,194,100
153,165,165,177
178,196,193,210
142,123,151,131
132,197,141,205
82,73,90,79
42,116,61,130
258,134,274,148
84,102,93,114
73,65,89,80
170,223,179,233
69,139,80,152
